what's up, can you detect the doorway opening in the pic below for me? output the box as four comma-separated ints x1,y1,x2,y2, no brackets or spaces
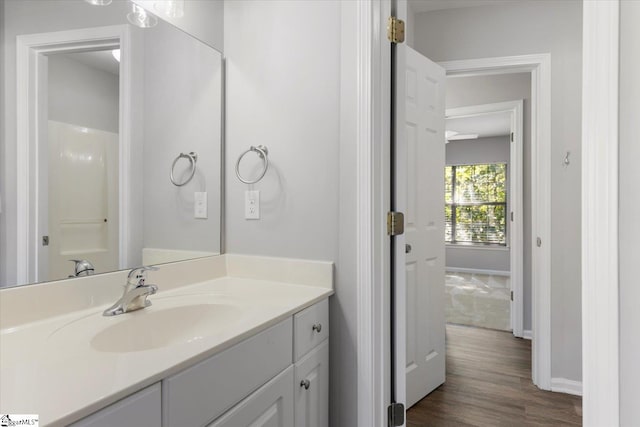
444,98,525,336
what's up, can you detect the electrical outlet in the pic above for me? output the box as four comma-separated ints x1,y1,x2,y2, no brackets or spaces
245,190,260,220
194,192,208,219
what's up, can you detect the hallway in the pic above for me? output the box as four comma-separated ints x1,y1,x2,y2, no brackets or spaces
407,325,582,426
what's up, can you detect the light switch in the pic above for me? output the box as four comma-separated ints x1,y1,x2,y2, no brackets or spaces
245,190,260,220
194,192,207,219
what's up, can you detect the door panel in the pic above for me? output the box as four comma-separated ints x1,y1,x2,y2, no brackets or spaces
403,46,446,409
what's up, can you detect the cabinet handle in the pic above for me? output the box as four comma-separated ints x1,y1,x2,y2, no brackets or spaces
300,379,311,390
312,323,322,333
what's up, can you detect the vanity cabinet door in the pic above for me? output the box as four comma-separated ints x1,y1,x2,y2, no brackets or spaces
69,383,161,427
294,340,329,427
208,366,294,427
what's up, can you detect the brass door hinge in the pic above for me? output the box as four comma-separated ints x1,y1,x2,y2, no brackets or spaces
387,16,405,43
387,211,405,236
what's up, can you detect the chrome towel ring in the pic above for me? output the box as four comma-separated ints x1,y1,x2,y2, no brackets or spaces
170,152,198,186
235,145,269,184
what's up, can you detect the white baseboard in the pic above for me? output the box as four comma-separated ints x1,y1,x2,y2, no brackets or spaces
523,329,533,340
445,266,510,277
551,378,582,396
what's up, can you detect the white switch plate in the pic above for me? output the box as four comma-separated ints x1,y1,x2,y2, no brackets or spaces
194,192,208,219
245,190,260,220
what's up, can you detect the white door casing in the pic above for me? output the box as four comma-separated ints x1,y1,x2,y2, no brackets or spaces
403,46,447,409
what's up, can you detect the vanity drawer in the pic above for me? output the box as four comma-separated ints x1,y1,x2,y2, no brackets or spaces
294,299,329,361
70,383,161,427
163,318,293,427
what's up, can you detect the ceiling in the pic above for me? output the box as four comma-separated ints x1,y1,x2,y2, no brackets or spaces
409,0,526,14
446,111,511,139
56,50,120,76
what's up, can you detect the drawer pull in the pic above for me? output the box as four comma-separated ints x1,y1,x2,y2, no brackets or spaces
300,379,311,390
312,323,322,333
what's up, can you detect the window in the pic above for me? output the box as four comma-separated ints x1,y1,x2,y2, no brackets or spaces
445,163,507,245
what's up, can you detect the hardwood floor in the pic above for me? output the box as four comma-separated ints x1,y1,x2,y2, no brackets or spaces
407,325,582,426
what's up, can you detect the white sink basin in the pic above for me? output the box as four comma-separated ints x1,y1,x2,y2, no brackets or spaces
48,298,242,353
91,304,241,352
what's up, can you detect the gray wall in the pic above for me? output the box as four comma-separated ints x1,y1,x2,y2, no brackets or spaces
446,135,510,273
447,73,532,328
142,20,222,253
48,55,119,133
223,1,352,425
619,1,640,424
414,0,583,382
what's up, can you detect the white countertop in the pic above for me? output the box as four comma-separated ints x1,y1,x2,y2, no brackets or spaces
0,255,333,426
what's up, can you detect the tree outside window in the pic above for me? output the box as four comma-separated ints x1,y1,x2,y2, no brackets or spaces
445,163,507,245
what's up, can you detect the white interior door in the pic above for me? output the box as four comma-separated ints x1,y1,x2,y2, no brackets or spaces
47,120,119,281
403,46,447,409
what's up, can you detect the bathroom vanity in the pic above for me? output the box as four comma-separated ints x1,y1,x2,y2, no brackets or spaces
0,255,332,427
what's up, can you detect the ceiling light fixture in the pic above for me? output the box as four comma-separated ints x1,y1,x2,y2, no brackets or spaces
84,0,113,5
127,3,158,28
154,0,184,18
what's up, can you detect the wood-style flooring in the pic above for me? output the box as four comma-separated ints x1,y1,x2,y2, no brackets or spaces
407,325,582,426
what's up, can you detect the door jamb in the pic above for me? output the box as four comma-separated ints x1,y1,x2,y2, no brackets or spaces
445,100,525,338
16,25,132,284
581,1,620,424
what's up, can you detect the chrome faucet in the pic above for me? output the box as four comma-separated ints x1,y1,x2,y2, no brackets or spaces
69,259,95,277
103,266,159,316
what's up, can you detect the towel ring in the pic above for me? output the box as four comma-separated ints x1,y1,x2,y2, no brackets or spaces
170,152,198,186
235,145,269,184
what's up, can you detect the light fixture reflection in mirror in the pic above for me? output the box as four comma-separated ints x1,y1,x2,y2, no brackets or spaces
84,0,113,5
112,49,121,63
127,3,158,28
155,0,185,19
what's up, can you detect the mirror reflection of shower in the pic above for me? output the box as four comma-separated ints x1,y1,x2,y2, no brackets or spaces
44,47,121,282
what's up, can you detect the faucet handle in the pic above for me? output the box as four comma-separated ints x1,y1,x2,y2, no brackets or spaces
127,265,159,281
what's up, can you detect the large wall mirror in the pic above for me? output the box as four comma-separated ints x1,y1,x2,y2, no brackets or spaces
1,0,223,287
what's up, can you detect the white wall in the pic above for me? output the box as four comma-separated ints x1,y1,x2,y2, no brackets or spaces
223,2,354,425
48,55,119,133
413,0,583,382
446,73,532,327
619,1,640,424
446,135,510,273
142,20,222,254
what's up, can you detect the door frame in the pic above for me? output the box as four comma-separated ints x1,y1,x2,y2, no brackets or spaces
445,100,524,338
15,25,132,284
356,0,619,425
438,55,552,390
581,0,620,425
